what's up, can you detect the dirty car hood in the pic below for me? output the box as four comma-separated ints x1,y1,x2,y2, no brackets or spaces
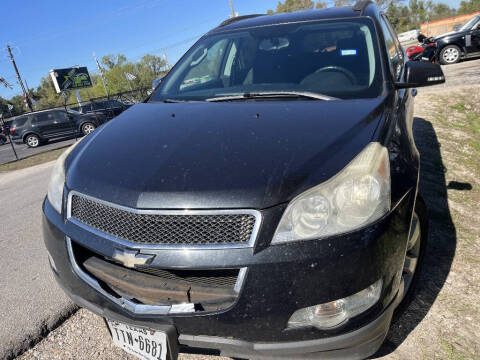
66,99,386,209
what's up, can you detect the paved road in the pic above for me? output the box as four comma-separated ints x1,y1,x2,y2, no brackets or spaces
0,137,78,165
438,57,480,88
0,162,76,359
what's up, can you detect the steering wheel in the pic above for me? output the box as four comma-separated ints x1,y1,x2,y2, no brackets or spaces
310,66,357,85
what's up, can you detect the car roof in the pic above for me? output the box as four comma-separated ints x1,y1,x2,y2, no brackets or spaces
209,3,377,34
6,108,66,123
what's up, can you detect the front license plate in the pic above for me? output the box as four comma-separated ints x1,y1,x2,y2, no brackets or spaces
107,320,167,360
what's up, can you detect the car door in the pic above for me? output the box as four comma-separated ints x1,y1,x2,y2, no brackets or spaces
32,112,54,137
466,18,480,54
50,110,75,137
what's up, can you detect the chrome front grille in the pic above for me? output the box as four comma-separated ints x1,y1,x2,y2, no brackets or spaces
68,193,260,247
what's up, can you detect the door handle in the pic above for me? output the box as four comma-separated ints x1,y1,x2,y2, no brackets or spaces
412,89,418,97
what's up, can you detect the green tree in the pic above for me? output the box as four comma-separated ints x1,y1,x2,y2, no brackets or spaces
101,54,127,70
387,3,415,31
0,95,25,116
457,0,480,15
430,3,457,21
267,0,327,13
334,0,352,6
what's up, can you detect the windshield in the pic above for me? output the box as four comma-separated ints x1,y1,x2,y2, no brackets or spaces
150,18,382,102
460,16,479,31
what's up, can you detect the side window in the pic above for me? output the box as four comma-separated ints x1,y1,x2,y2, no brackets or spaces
379,15,403,80
36,112,54,123
13,116,28,127
384,15,404,58
53,111,68,121
93,102,105,110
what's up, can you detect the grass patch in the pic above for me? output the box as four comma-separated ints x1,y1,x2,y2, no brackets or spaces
450,102,467,113
466,113,480,135
440,339,467,360
470,140,480,152
0,147,67,173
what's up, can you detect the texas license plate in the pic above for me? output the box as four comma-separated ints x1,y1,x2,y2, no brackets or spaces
107,320,167,360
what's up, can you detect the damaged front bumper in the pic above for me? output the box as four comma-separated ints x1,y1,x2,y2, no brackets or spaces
43,188,414,359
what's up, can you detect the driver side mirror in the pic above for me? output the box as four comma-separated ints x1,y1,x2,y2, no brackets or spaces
396,61,445,88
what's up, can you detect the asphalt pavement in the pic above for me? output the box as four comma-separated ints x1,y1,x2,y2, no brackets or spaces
0,162,76,359
0,137,78,165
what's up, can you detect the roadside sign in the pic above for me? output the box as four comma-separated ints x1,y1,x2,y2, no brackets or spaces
49,67,92,93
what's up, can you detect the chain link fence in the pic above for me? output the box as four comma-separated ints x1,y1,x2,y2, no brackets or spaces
0,88,151,166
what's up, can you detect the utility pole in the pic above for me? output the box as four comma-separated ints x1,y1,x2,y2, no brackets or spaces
6,45,33,112
163,52,171,71
229,0,237,18
93,52,109,98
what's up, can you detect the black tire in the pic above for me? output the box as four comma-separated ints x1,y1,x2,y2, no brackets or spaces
25,134,41,148
439,45,461,65
393,195,428,320
81,122,96,136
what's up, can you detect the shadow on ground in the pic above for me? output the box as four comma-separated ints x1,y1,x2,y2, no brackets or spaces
374,117,458,356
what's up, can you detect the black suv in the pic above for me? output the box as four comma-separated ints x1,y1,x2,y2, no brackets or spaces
43,2,445,359
10,109,105,148
436,14,480,64
72,99,132,120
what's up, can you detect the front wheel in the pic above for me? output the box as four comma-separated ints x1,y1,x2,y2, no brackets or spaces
25,134,40,148
439,45,461,65
81,122,96,136
394,196,428,319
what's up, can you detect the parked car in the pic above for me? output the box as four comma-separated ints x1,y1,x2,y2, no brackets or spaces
72,99,132,120
435,14,480,64
0,121,9,145
10,109,105,148
43,2,445,360
397,29,420,43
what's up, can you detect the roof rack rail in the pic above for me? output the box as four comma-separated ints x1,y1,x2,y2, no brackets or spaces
352,0,374,14
217,14,265,28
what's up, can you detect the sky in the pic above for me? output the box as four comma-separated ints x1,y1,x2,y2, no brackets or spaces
0,0,463,99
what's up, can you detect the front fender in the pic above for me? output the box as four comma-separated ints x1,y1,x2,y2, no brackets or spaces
438,39,466,55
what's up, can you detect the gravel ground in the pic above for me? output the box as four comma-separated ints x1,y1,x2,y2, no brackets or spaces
17,309,229,360
15,59,480,360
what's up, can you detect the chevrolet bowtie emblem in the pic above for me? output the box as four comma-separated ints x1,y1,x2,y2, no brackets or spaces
112,248,154,268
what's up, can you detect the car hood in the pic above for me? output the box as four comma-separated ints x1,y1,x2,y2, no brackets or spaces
435,30,466,40
66,99,387,209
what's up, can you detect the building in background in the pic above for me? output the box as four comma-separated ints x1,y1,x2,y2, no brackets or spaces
421,11,480,37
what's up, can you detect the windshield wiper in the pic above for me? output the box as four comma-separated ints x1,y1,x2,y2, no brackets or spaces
206,91,339,102
161,99,196,103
